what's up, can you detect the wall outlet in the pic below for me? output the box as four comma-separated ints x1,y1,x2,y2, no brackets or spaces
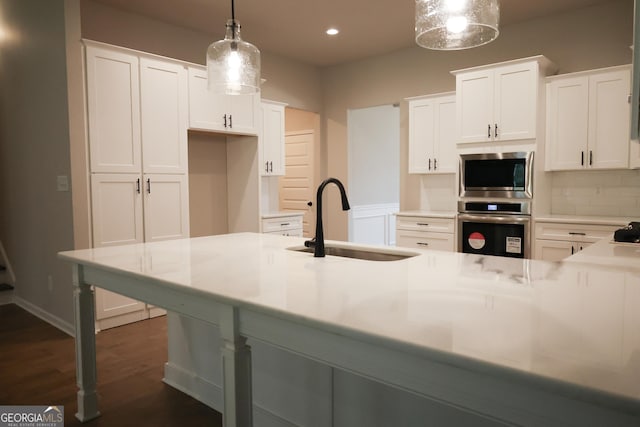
56,175,69,192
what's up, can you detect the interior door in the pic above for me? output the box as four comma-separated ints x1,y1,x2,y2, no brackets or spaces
280,131,315,237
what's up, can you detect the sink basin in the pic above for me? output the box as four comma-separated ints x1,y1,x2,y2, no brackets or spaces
288,245,419,261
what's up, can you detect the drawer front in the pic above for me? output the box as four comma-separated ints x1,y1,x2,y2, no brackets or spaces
262,215,303,233
396,230,455,252
534,222,622,243
396,216,455,233
263,229,303,237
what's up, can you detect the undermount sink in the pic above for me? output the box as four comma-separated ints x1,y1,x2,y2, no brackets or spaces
288,245,419,261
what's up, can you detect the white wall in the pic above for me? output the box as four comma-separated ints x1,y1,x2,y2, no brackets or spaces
0,0,77,331
321,0,635,240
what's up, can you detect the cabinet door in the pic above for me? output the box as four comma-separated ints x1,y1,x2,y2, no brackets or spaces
143,174,190,242
456,69,494,143
433,95,457,173
588,69,631,169
545,76,589,171
86,46,141,173
140,57,188,174
408,98,434,173
261,102,286,176
187,66,227,131
493,62,537,141
533,239,574,261
91,173,144,247
229,93,259,135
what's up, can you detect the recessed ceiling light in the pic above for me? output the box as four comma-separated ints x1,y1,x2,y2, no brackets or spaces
326,28,339,36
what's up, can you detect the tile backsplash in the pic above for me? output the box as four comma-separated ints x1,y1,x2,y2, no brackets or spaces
551,169,640,217
417,169,640,218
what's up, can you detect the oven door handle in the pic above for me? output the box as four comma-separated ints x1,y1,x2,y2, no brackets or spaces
458,214,531,224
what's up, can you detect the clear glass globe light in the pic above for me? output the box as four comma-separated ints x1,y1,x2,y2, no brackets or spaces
207,19,261,95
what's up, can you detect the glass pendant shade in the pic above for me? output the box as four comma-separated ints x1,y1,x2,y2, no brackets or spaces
415,0,500,50
207,19,260,95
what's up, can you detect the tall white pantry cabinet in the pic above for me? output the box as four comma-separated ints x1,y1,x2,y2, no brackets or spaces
85,43,190,329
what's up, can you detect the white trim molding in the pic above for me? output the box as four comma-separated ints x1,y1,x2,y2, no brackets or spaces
348,203,399,246
14,296,75,337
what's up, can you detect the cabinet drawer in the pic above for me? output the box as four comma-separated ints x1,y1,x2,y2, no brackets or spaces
262,216,303,233
534,222,622,243
396,230,455,252
396,216,455,233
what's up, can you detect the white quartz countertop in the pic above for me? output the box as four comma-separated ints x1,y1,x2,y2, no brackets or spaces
395,210,457,219
535,214,632,226
567,238,640,270
261,211,304,219
59,233,640,410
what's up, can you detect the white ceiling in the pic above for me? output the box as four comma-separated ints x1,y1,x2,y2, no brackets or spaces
91,0,623,66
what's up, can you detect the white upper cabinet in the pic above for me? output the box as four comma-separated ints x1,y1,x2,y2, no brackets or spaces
453,57,555,144
407,93,456,174
546,65,631,171
86,45,141,173
260,100,286,176
140,57,188,174
187,65,259,135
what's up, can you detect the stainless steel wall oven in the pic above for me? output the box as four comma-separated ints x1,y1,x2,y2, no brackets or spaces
458,201,531,259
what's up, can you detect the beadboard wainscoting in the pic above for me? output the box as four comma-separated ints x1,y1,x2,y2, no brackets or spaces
551,169,640,216
348,203,399,246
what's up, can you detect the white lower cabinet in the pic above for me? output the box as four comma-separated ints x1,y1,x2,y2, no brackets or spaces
91,173,189,329
395,215,455,252
533,220,625,261
261,214,303,237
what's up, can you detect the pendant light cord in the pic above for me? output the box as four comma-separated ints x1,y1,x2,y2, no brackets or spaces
230,0,236,38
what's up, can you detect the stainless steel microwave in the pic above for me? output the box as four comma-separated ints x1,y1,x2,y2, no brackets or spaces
459,152,534,199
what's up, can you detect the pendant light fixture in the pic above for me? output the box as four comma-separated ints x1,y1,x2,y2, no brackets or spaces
207,0,260,95
415,0,500,50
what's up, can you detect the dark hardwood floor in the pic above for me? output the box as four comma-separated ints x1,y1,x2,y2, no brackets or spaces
0,303,222,426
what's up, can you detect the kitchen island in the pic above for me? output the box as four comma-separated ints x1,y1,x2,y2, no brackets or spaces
59,233,640,426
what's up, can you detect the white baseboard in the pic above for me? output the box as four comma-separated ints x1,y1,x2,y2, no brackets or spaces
163,362,299,427
14,296,75,337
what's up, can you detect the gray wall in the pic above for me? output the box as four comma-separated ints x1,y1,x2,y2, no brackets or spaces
0,0,76,330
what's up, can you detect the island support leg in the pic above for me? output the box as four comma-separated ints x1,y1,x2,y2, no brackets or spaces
72,265,100,422
220,305,253,427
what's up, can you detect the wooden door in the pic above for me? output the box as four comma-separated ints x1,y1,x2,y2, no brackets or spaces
280,131,315,237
